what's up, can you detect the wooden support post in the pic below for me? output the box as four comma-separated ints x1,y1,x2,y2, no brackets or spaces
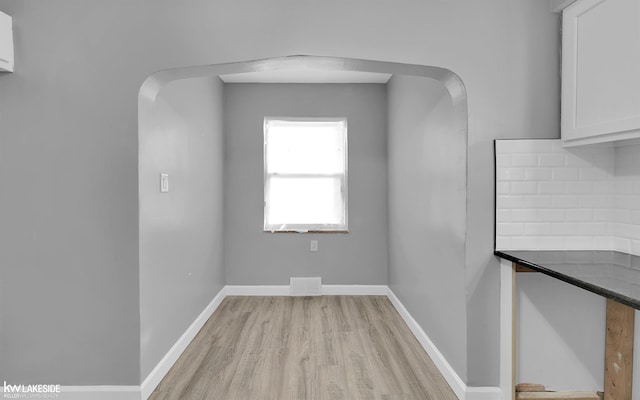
515,264,537,273
604,299,634,400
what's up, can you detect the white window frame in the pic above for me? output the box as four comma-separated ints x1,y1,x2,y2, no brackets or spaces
263,117,348,233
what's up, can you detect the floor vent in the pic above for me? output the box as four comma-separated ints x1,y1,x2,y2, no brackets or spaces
290,277,322,296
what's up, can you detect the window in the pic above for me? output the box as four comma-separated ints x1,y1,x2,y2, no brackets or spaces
264,118,348,233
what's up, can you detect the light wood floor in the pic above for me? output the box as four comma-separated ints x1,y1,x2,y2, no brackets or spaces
149,296,458,400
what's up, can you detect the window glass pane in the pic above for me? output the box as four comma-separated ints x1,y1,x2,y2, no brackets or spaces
264,118,347,231
266,176,343,226
265,120,345,174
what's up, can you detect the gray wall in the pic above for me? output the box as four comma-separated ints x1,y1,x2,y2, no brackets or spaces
387,75,468,380
0,0,559,386
517,273,606,391
224,84,388,285
0,2,141,384
464,1,560,385
139,76,226,380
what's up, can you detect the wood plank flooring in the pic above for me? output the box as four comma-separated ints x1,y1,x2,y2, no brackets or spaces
149,296,458,400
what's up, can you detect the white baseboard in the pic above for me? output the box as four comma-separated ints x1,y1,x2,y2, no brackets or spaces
466,386,502,400
140,286,227,399
224,284,388,296
224,285,290,296
322,284,388,295
63,284,500,400
59,386,140,400
386,288,501,400
386,287,468,399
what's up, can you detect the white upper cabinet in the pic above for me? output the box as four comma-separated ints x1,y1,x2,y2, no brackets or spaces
562,0,640,146
0,11,13,72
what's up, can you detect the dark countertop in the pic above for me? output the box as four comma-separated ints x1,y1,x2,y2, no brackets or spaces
495,250,640,310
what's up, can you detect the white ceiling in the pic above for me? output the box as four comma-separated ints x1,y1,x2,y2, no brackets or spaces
219,69,392,84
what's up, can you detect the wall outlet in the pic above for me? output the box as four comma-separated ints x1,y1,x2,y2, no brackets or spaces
310,240,318,252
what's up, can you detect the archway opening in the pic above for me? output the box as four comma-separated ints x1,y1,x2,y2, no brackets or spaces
137,56,468,396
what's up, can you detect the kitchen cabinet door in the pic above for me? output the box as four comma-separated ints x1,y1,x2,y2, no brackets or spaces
0,11,13,72
562,0,640,146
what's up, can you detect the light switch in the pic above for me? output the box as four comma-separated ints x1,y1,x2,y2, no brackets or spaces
310,240,318,252
160,173,169,193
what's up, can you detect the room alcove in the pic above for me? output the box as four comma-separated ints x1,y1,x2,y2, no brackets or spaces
137,55,469,395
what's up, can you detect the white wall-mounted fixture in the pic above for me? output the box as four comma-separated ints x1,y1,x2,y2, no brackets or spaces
0,11,14,72
160,173,169,193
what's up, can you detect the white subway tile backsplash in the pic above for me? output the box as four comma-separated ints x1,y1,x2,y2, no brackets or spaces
511,209,538,222
564,181,593,194
499,195,551,209
566,152,595,167
511,154,539,167
496,140,525,153
616,152,636,175
632,210,640,225
539,154,565,167
509,168,526,181
614,237,631,253
595,153,616,171
496,154,510,167
549,222,605,236
524,223,552,236
615,195,640,211
525,168,552,181
593,209,613,222
613,209,632,223
510,236,539,249
497,223,525,236
552,168,579,181
538,209,565,221
525,140,554,153
551,195,580,208
614,180,635,194
579,168,608,181
511,182,538,194
528,196,552,208
496,209,511,222
550,223,578,236
495,139,640,256
581,222,609,235
564,209,592,222
539,237,566,250
593,181,615,193
495,237,510,249
564,236,593,250
538,182,564,194
594,236,614,250
579,195,612,209
615,223,640,240
496,182,510,195
496,168,525,181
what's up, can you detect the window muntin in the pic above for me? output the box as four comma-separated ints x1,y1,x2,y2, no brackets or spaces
264,118,348,232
